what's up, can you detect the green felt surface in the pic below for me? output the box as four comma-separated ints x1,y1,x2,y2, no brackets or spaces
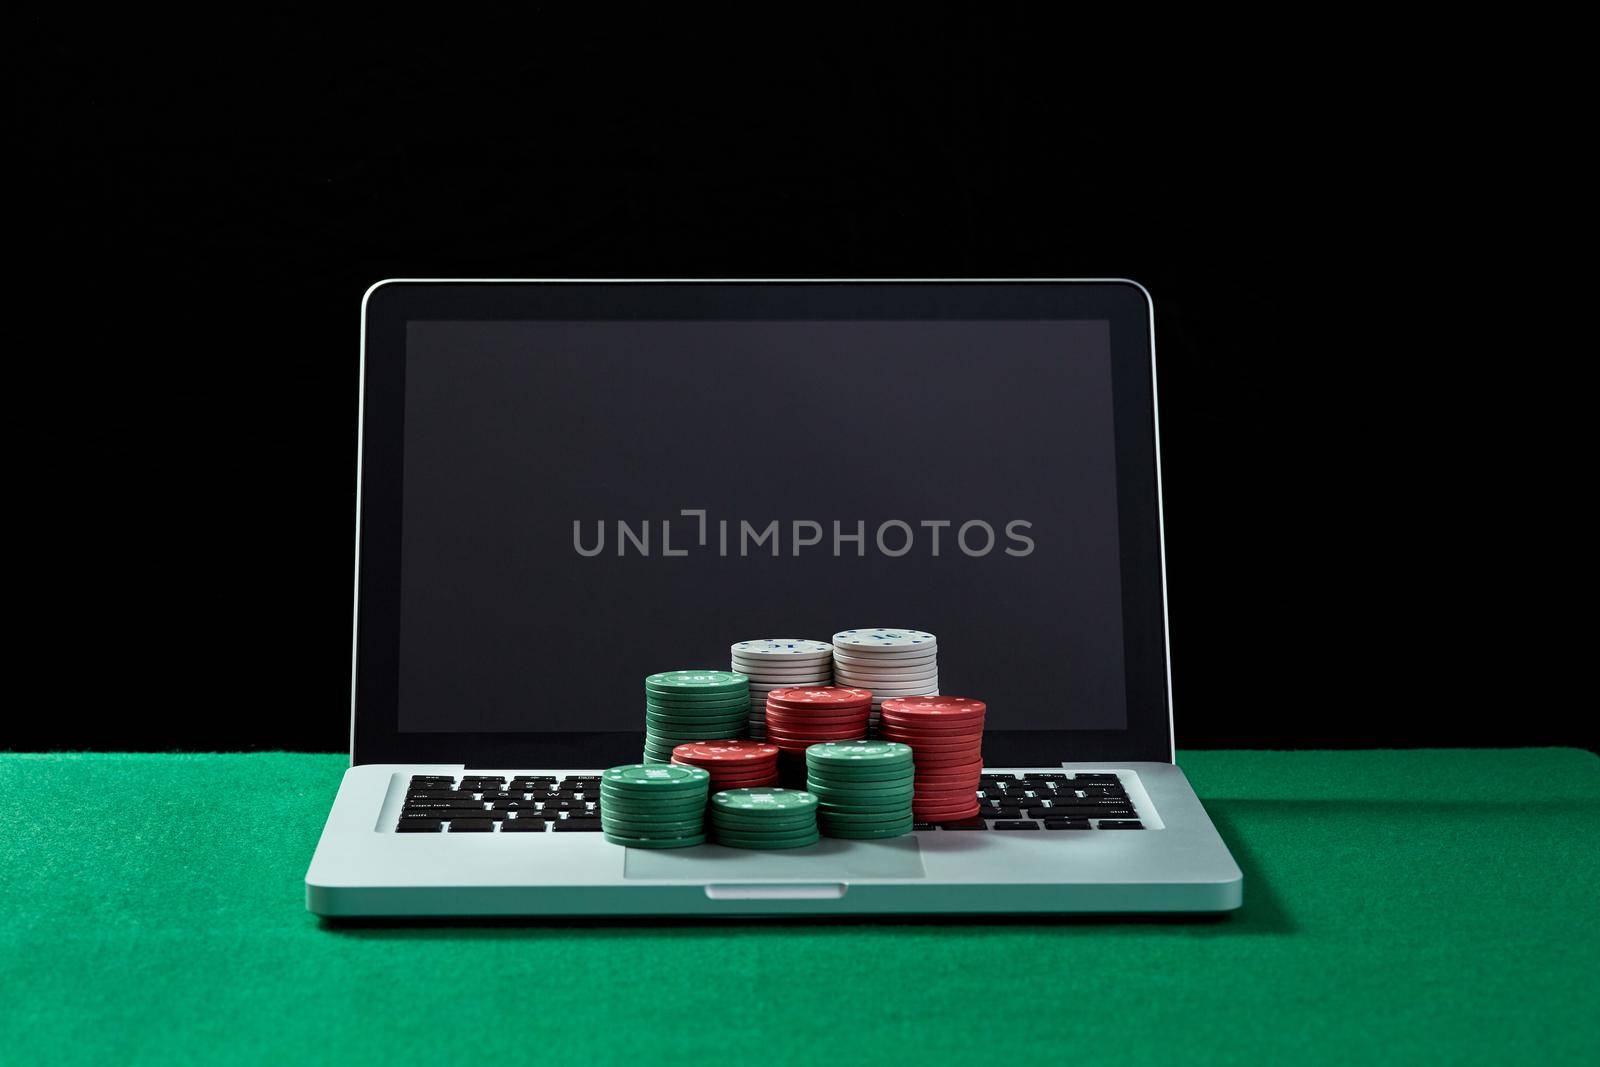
3,749,1597,1065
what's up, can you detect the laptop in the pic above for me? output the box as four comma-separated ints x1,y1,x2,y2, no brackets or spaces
305,279,1244,917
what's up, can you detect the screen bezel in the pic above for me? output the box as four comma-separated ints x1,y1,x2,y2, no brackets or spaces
352,280,1173,766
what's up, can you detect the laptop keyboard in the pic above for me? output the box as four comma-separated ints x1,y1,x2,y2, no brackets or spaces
395,772,1143,832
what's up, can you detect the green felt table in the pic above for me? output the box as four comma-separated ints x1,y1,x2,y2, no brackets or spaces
3,749,1596,1065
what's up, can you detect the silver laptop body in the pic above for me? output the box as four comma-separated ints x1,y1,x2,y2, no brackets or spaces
306,279,1244,917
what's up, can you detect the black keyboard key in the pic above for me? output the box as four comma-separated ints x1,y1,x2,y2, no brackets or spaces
511,776,557,784
553,820,604,832
912,822,938,831
1032,805,1138,819
502,819,548,831
939,819,989,830
1024,772,1067,780
1097,820,1144,829
1043,818,1091,830
447,818,494,832
397,819,444,832
402,799,460,810
439,807,489,821
981,773,1018,782
407,790,469,800
993,797,1029,809
1071,773,1119,783
1068,785,1127,798
992,820,1040,830
409,776,455,785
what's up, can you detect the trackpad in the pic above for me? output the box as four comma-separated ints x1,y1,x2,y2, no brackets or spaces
624,837,926,880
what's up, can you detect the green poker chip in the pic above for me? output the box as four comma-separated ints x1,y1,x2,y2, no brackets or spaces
821,821,913,839
600,804,708,822
712,821,819,839
715,834,820,851
603,832,707,849
825,806,915,825
804,764,916,785
643,687,748,703
715,830,821,848
602,764,710,791
711,788,818,813
806,740,912,769
602,818,706,838
645,715,749,731
645,670,749,695
713,821,820,839
599,787,708,807
807,781,912,797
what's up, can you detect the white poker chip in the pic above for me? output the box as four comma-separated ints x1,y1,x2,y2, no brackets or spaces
736,662,838,681
833,651,938,669
832,629,937,653
832,644,938,660
731,639,834,662
835,664,940,679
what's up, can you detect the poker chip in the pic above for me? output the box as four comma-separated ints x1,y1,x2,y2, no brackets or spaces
643,671,749,761
832,629,940,733
709,788,820,849
880,695,987,821
672,740,780,791
805,741,915,839
732,638,834,740
762,686,871,760
599,763,711,848
832,628,937,653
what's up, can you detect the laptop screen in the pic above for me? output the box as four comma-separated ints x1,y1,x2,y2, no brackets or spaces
395,318,1130,736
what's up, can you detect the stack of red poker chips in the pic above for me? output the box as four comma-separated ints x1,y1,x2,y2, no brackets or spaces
763,687,873,773
879,695,986,821
671,740,781,790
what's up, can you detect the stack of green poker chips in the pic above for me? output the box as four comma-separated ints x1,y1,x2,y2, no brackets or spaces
710,788,821,849
643,670,750,763
805,740,915,839
599,763,712,848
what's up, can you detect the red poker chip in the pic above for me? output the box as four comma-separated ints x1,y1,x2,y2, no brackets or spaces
913,796,980,810
880,725,985,741
916,805,982,821
672,740,780,764
896,739,979,755
765,686,874,708
880,695,986,720
912,780,981,794
764,709,871,726
881,717,985,730
700,759,781,775
880,712,986,732
914,766,985,778
914,798,982,812
764,722,870,738
912,753,984,768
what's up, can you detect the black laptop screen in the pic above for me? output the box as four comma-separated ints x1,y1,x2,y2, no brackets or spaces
395,319,1129,734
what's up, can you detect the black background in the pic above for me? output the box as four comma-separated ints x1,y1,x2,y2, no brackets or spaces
16,18,1586,753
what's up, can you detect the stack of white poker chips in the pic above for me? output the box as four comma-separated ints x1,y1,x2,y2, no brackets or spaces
730,639,835,740
831,629,939,734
